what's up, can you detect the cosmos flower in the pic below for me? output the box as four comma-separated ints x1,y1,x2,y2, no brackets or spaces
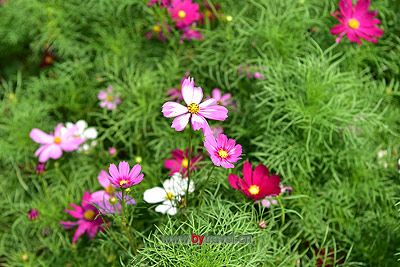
66,120,98,152
105,161,144,189
164,149,202,175
211,88,233,107
98,86,122,110
36,162,46,174
91,170,136,214
168,0,201,29
27,209,39,221
180,27,203,42
204,133,242,168
143,173,194,215
60,192,104,244
162,77,228,132
108,147,117,156
330,0,383,44
146,23,171,42
228,161,281,201
30,124,84,162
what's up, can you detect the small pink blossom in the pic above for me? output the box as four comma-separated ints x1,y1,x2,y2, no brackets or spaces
105,161,144,189
168,0,201,29
211,88,233,107
30,124,84,163
180,27,203,42
36,162,46,174
330,0,383,44
162,77,228,132
204,133,242,168
27,209,39,221
98,86,121,110
164,148,202,175
108,147,117,156
253,72,265,80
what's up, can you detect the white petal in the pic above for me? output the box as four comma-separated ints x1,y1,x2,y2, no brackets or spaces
84,128,98,139
143,187,166,203
76,120,88,132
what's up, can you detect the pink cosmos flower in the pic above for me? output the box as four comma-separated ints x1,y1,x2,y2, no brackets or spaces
105,161,144,189
60,192,104,244
164,149,202,175
27,209,39,221
211,88,233,107
330,0,383,44
36,162,46,174
30,124,84,163
204,133,242,168
253,72,265,80
108,147,117,156
228,161,281,201
180,27,203,42
98,86,121,110
168,0,201,29
147,0,171,7
162,77,228,131
91,170,136,214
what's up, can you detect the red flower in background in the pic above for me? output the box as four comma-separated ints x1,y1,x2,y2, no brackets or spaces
164,149,202,175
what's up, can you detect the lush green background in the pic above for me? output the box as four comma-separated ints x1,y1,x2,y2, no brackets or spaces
1,0,399,266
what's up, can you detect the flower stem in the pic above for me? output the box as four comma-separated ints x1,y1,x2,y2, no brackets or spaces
185,130,193,207
121,189,126,226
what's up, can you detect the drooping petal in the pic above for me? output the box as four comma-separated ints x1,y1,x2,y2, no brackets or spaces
72,221,89,244
191,114,208,131
171,113,191,131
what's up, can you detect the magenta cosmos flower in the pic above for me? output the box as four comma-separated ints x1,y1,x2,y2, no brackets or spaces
162,77,228,131
330,0,383,44
204,133,242,168
105,161,144,189
164,149,202,175
30,124,84,163
91,170,136,214
211,88,233,107
180,27,203,42
98,86,121,110
168,0,201,29
228,161,281,201
27,208,39,221
60,192,104,244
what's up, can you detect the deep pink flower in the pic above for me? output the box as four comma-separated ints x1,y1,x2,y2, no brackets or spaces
330,0,383,44
211,88,233,107
162,77,228,132
204,133,242,168
60,192,104,244
91,170,136,214
98,86,121,110
168,0,201,29
228,161,281,201
30,124,84,163
36,162,46,174
105,161,144,189
164,149,202,175
180,27,203,42
27,209,39,221
147,0,171,7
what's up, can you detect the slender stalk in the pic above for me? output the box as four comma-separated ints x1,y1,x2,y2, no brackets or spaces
203,165,215,186
121,189,126,226
120,188,138,255
185,130,193,207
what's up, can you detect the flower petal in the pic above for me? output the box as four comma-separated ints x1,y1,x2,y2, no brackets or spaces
144,187,166,203
171,113,191,131
162,102,188,118
30,129,54,144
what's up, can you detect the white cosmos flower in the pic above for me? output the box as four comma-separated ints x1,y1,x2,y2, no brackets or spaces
143,173,194,216
66,120,98,151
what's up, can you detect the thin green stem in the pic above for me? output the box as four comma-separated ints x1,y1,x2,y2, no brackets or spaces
185,130,193,207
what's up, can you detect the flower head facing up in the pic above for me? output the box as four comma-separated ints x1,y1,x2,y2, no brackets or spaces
204,133,242,168
211,88,233,107
228,161,281,200
164,149,202,175
98,86,121,110
60,192,104,244
106,161,144,189
168,0,201,29
27,208,39,221
330,0,383,44
162,77,228,132
143,173,194,215
30,124,85,163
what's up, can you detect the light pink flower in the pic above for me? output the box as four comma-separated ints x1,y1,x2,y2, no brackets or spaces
30,124,84,163
98,86,121,110
253,72,265,80
204,133,242,168
162,77,228,132
211,88,232,107
105,161,144,189
108,147,117,156
180,27,203,42
168,0,201,29
330,0,383,44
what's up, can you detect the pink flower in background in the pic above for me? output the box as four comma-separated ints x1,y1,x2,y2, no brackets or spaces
36,162,46,174
168,0,201,29
30,124,84,162
60,192,104,244
98,86,121,110
180,28,203,42
253,72,265,80
204,133,242,168
228,161,281,201
330,0,383,44
91,170,136,214
105,161,144,189
147,0,171,7
146,23,171,42
27,209,39,221
210,126,223,138
167,88,183,101
162,77,228,131
108,147,117,156
164,149,202,175
211,88,233,107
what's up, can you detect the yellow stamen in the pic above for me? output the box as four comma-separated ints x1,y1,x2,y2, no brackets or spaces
178,10,186,19
105,185,115,195
152,25,162,33
166,191,174,200
106,95,114,102
182,158,189,168
218,149,228,159
54,137,61,144
348,18,360,29
248,185,260,195
109,196,118,205
187,103,200,114
119,180,128,187
84,210,95,221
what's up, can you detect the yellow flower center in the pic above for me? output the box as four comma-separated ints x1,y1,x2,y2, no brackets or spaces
348,18,360,29
54,137,61,144
152,25,161,33
218,149,228,159
187,103,200,114
119,180,128,187
106,95,114,102
166,191,174,200
105,185,115,195
248,185,260,195
109,196,118,205
182,158,189,168
178,10,186,19
84,210,95,221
